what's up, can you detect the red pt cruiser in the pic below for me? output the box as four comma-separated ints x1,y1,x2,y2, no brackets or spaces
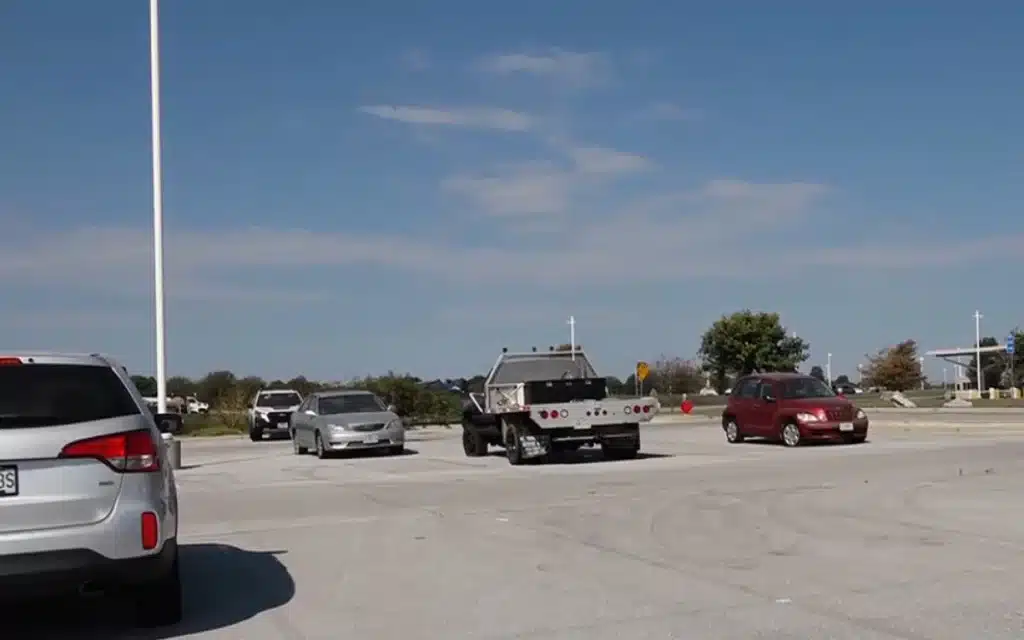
721,373,869,447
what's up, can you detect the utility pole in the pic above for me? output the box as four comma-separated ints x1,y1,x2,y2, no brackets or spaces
919,356,925,390
974,310,983,393
826,352,832,386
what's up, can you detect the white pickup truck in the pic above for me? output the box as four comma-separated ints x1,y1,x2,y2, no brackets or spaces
248,389,303,441
185,396,209,414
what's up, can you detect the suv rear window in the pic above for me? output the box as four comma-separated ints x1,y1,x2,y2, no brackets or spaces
0,364,140,428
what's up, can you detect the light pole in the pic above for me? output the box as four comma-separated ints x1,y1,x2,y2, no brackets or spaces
566,315,576,361
974,310,983,393
857,363,863,385
150,0,168,413
942,367,948,389
918,356,925,390
826,352,832,385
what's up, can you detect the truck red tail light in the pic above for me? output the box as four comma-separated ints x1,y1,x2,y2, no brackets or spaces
0,357,22,366
539,410,550,419
59,429,160,472
642,405,651,413
633,405,642,414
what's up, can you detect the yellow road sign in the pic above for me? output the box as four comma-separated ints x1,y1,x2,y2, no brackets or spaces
636,361,650,381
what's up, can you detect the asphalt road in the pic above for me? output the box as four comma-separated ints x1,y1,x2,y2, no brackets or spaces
6,419,1024,639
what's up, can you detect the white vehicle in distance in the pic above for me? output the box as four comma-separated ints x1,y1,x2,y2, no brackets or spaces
0,352,183,627
185,396,209,414
248,389,303,441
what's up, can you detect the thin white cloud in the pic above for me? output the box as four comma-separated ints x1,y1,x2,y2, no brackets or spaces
3,181,1018,296
477,49,610,88
441,164,571,217
569,146,652,174
399,49,431,71
442,145,652,218
358,105,533,132
636,102,701,121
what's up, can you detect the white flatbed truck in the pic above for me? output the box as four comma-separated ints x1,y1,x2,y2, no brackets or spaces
460,347,657,465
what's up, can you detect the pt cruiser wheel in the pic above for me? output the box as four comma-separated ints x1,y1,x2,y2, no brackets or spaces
781,422,802,447
725,419,744,443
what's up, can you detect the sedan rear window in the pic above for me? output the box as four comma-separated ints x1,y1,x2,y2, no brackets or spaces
0,364,140,428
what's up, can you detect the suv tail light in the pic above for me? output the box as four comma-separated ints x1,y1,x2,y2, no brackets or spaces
59,429,160,472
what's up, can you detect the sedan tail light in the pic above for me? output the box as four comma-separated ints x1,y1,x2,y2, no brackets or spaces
59,429,160,472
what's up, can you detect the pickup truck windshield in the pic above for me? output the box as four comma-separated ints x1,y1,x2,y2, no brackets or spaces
257,392,301,408
0,364,140,428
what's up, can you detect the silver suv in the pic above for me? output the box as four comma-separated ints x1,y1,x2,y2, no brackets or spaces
0,353,183,627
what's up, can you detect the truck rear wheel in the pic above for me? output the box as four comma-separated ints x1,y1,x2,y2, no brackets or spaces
462,425,489,457
504,427,525,466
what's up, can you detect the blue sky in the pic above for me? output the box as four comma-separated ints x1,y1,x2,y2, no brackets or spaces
1,0,1022,382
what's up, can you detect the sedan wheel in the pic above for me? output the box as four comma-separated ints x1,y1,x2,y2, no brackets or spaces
781,423,802,447
292,430,308,455
315,432,327,459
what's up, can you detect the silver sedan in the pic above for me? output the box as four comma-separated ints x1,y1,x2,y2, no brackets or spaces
289,390,405,458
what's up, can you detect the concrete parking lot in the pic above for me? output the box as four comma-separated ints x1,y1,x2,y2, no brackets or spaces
6,417,1024,639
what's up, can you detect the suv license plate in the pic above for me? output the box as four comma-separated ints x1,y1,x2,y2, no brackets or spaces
839,422,854,432
0,466,18,497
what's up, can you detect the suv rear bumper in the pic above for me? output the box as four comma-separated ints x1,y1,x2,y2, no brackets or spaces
0,538,176,597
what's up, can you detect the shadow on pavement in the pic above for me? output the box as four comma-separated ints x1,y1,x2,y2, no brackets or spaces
0,543,295,639
488,449,672,464
328,447,419,459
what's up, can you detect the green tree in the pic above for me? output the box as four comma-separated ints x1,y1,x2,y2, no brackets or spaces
1008,329,1024,387
197,371,238,408
166,376,195,398
862,340,925,391
809,366,826,382
834,374,851,386
131,375,158,397
699,311,810,386
651,356,702,395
